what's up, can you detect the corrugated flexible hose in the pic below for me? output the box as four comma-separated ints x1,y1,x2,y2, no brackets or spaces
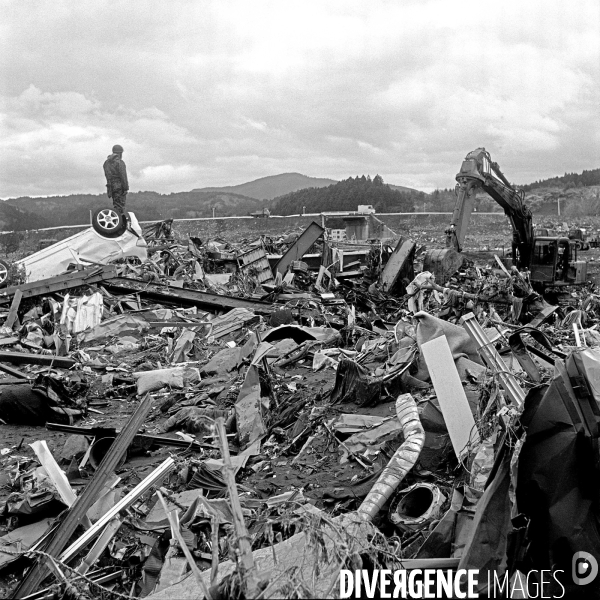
357,393,425,521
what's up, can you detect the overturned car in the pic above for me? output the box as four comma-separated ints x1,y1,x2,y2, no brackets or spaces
4,208,148,285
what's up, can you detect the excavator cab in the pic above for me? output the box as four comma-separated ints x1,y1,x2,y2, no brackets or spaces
529,237,586,287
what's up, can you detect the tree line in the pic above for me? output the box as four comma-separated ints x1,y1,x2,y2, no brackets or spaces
520,168,600,191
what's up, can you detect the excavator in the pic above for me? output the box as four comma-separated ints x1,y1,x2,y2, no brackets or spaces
423,148,587,290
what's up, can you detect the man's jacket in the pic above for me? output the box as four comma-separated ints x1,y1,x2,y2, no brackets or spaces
103,154,129,197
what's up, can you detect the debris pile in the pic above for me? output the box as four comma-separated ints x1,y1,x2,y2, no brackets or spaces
1,218,600,599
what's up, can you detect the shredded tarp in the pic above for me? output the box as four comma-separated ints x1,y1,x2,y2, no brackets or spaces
60,292,104,334
515,354,600,597
413,311,483,365
330,359,384,406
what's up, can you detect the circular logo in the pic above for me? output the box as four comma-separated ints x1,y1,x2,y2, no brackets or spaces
572,551,599,586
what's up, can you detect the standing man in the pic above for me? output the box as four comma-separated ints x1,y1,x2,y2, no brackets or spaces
103,144,129,215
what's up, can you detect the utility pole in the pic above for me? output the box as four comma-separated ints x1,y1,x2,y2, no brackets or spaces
557,198,561,217
212,207,215,219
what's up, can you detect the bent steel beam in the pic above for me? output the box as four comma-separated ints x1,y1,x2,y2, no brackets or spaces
274,221,325,276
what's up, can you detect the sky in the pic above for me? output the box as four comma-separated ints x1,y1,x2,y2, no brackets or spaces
0,0,599,198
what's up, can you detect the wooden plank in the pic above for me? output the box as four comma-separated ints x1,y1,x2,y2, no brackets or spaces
0,265,117,306
421,335,480,459
4,289,23,329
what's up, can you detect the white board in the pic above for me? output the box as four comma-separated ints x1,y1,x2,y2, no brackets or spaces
421,335,480,459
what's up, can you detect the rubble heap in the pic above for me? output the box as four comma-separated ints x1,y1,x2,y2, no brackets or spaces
1,219,599,599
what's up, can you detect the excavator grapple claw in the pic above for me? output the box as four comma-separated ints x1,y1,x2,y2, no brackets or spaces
422,248,465,284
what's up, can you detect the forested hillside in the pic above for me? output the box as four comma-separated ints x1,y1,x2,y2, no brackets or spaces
0,202,50,232
2,191,266,229
272,175,422,215
521,168,600,191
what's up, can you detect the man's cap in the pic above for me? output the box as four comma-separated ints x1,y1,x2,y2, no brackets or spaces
112,144,124,153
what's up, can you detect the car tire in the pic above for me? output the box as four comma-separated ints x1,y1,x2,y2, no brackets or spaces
0,259,10,288
92,208,127,239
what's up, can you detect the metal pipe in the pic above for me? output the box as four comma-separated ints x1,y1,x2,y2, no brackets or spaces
357,393,425,521
461,313,525,406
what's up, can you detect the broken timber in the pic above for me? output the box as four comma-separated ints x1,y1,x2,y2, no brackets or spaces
274,221,325,276
13,393,155,597
103,277,274,315
0,265,118,306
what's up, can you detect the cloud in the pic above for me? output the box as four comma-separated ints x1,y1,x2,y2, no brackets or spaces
0,0,598,198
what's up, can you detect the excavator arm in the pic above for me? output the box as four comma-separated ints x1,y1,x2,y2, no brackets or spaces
480,174,534,268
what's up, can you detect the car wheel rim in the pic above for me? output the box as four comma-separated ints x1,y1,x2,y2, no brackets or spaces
0,265,7,283
97,209,120,230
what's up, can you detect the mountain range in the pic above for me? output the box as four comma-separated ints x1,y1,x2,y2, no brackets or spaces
193,172,420,200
